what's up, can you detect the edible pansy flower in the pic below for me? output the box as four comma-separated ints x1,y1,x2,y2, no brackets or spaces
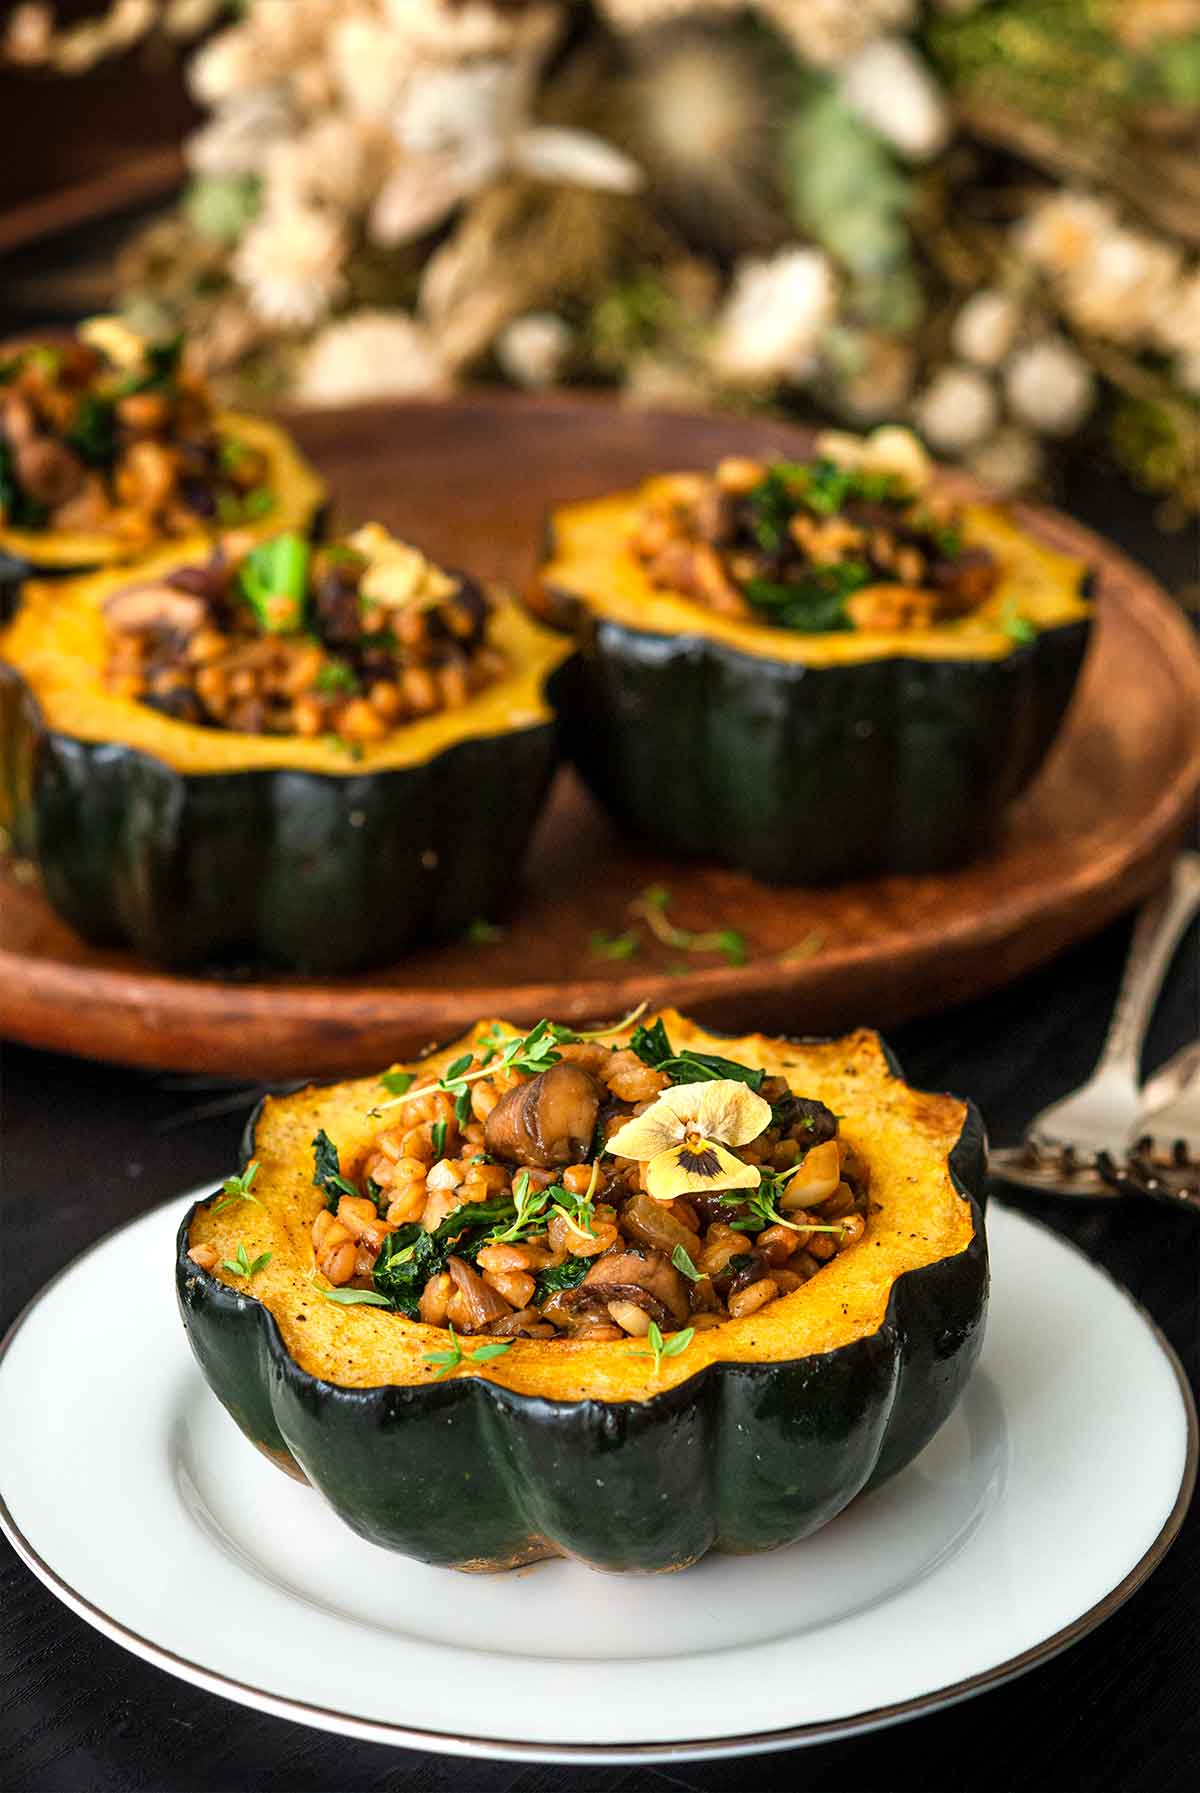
605,1079,772,1204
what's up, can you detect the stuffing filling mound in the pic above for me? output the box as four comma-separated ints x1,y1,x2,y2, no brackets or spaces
204,1016,872,1351
0,318,273,544
103,524,507,743
629,427,1000,634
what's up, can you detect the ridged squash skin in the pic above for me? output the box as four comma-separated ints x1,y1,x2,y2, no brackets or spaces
0,565,571,972
176,1013,988,1573
535,488,1093,883
0,412,326,620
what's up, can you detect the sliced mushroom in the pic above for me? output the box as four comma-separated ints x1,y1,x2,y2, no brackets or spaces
446,1255,511,1332
773,1094,838,1146
567,1248,689,1329
484,1062,601,1169
103,581,208,638
14,437,84,508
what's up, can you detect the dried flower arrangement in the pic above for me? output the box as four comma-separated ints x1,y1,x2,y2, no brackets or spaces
7,0,1199,513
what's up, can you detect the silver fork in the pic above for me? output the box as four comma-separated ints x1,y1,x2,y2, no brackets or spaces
990,852,1200,1198
1111,1041,1200,1213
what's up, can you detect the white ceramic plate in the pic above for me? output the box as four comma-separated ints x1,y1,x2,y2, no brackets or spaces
0,1196,1194,1764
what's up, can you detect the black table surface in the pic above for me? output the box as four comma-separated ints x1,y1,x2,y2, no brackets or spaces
3,460,1199,1791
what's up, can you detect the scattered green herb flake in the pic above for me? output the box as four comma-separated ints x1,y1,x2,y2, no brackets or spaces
465,918,505,945
589,929,640,960
445,1054,475,1081
320,732,365,761
714,928,746,967
423,1330,464,1378
379,1070,415,1097
318,1285,393,1307
633,1321,696,1375
222,1242,272,1279
671,1243,703,1282
239,486,275,520
430,1118,448,1159
642,884,671,910
210,1159,261,1215
315,659,358,695
1000,602,1036,645
239,532,310,633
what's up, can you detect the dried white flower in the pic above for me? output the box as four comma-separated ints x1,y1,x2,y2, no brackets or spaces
1154,269,1200,366
839,38,950,161
912,364,998,453
966,426,1043,494
765,0,917,68
1004,338,1095,437
234,201,347,331
1017,191,1112,277
264,116,385,214
711,247,837,386
329,11,415,122
371,55,639,247
188,24,263,105
296,310,449,406
512,127,642,193
383,0,561,62
951,290,1020,369
186,88,294,178
496,313,572,389
1070,228,1180,344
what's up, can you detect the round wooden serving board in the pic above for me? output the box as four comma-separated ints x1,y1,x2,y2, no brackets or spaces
2,394,1198,1077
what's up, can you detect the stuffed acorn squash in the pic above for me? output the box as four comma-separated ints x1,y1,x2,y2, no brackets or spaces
0,525,570,971
177,1008,987,1573
532,427,1092,884
0,319,324,615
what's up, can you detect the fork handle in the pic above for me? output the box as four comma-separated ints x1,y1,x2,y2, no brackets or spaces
1093,853,1200,1082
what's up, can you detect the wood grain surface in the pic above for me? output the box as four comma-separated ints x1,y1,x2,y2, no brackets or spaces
1,394,1198,1077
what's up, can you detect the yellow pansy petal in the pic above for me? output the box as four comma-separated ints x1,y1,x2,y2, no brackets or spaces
644,1139,762,1203
605,1107,682,1162
689,1079,773,1147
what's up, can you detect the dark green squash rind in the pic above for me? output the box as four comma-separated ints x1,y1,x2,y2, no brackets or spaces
545,613,1089,883
538,502,1091,883
175,1060,988,1574
0,656,558,971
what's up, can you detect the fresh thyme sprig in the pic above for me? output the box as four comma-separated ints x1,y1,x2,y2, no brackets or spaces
719,1173,850,1237
367,1004,648,1120
210,1159,261,1215
632,1322,696,1377
422,1325,514,1379
316,1286,392,1307
671,1243,704,1282
629,886,746,966
221,1242,272,1278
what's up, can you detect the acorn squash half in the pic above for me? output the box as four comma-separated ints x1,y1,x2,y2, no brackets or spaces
534,485,1093,884
0,554,571,971
176,1010,988,1573
0,412,326,617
